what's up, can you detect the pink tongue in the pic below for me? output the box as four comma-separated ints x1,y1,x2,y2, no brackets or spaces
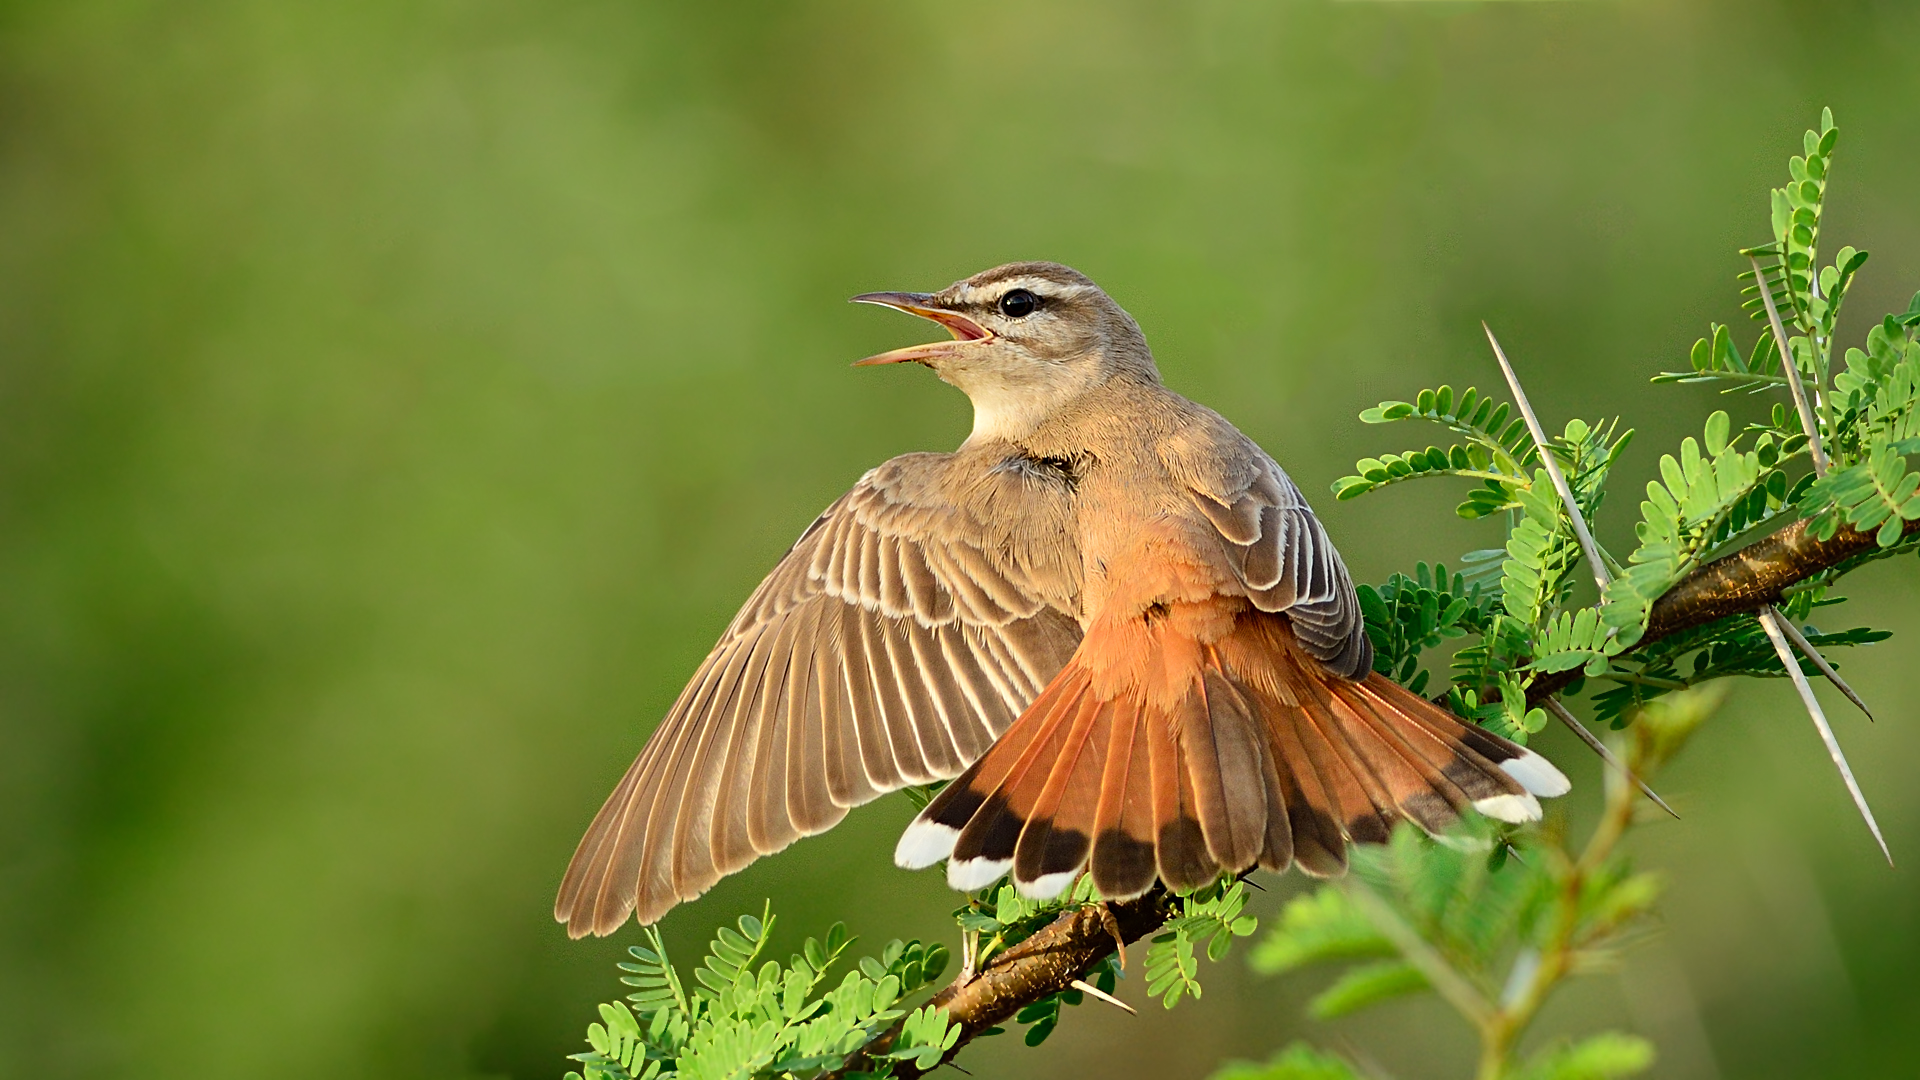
935,314,988,341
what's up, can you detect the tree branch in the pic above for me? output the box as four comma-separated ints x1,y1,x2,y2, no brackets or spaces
830,889,1175,1079
846,514,1915,1079
1529,513,1920,703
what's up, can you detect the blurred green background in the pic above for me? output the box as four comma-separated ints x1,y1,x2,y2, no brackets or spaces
4,1,1918,1077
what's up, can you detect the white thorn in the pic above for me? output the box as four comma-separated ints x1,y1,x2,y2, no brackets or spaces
1484,322,1612,592
1070,978,1136,1015
1759,608,1890,865
1749,254,1830,477
959,930,977,986
1771,606,1874,721
1543,698,1677,819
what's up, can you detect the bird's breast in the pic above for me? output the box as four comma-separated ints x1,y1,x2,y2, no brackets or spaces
1078,505,1238,626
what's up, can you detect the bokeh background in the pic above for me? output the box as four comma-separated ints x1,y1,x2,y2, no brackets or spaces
4,1,1919,1077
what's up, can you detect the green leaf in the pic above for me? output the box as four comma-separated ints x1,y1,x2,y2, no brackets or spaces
1703,410,1730,456
1341,387,1542,507
620,929,690,1017
1897,289,1920,328
1570,864,1663,937
1307,959,1429,1019
884,1005,962,1069
1604,410,1767,637
1144,928,1202,1007
1250,888,1393,974
1802,443,1920,548
1512,1033,1656,1080
1530,606,1620,674
1143,880,1260,1008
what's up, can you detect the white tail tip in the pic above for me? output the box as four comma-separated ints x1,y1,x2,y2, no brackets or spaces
946,856,1012,892
894,818,959,869
1501,747,1571,797
1014,869,1078,901
1473,791,1544,824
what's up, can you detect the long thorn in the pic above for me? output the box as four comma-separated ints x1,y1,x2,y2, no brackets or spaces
1544,698,1678,819
1759,608,1891,864
1069,978,1137,1015
1484,323,1613,592
1749,255,1829,477
1770,606,1875,721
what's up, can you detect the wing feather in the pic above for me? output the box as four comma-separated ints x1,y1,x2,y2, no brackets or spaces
937,624,1017,755
903,622,971,776
1178,447,1371,679
556,452,1082,935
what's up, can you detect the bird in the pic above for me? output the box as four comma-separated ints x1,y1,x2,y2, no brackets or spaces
555,261,1569,937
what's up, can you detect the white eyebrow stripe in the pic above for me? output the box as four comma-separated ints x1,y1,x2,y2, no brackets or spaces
956,278,1096,305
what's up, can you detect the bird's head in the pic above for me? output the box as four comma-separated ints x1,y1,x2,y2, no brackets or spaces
852,261,1158,443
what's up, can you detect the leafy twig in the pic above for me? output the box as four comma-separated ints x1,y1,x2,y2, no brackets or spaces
1482,328,1682,819
1528,513,1920,703
1342,879,1493,1027
1468,701,1665,1080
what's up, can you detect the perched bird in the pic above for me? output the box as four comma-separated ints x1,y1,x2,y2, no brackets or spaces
556,261,1569,937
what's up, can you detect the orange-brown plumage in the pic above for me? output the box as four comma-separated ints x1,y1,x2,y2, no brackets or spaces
556,261,1568,936
909,592,1564,900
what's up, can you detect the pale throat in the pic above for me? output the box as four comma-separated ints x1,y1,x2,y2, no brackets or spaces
964,384,1063,443
953,361,1102,446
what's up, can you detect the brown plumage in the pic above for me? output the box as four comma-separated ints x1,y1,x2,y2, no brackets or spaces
556,261,1568,937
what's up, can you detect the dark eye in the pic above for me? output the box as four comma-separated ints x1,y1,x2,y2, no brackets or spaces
998,288,1040,319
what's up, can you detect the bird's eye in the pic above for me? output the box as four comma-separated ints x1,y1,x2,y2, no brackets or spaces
998,288,1040,319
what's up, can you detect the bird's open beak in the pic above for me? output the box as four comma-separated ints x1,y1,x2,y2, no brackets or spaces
849,292,994,366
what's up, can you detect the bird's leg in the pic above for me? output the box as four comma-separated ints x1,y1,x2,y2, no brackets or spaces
958,929,978,985
1095,901,1127,970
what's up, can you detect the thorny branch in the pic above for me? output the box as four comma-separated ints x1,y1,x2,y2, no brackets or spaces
1528,513,1920,703
826,889,1176,1079
845,511,1919,1077
1484,320,1887,848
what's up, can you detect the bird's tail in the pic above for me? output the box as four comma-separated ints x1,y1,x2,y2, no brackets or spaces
895,612,1568,899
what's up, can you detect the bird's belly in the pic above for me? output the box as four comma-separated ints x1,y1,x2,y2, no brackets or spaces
1079,511,1240,626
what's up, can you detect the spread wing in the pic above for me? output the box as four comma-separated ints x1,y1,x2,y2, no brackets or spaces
1178,440,1372,679
556,453,1083,935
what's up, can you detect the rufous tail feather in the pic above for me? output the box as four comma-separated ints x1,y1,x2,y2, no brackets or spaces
896,612,1568,899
